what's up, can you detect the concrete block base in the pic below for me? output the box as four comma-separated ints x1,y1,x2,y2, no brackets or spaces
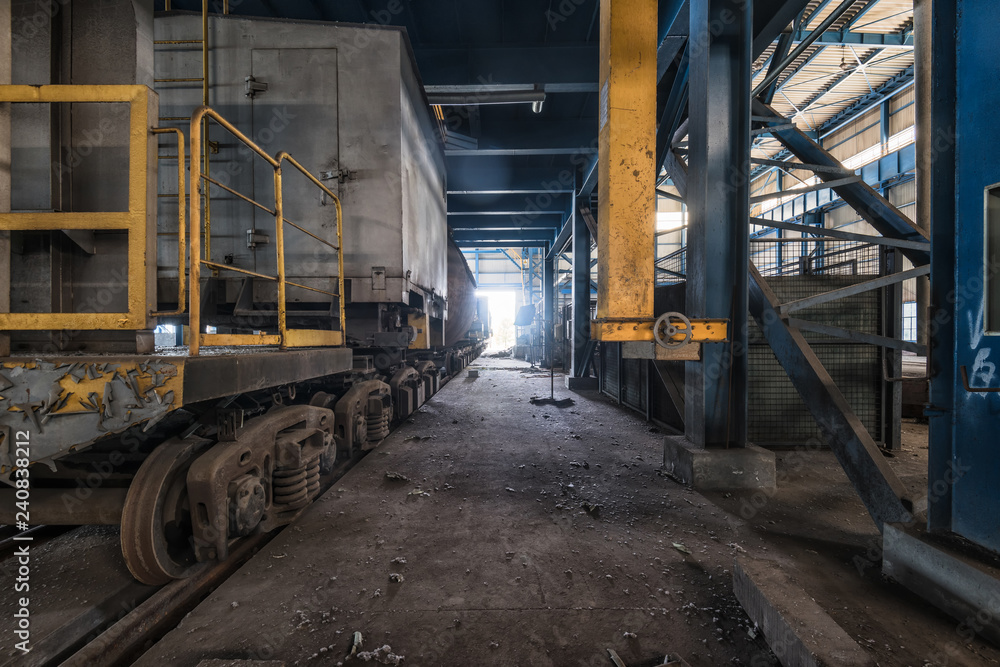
564,375,599,390
662,435,775,490
883,522,1000,645
733,557,875,667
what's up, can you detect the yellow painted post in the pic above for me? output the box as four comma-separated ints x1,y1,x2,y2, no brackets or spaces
273,166,287,348
335,197,346,345
592,0,657,340
189,110,203,356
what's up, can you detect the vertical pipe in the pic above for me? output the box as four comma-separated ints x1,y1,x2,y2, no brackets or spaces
880,99,891,148
571,206,592,377
189,112,203,356
543,247,554,367
914,0,932,354
273,167,286,347
685,0,751,448
335,197,346,345
201,0,211,264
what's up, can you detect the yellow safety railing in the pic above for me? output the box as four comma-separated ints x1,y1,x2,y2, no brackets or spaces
0,85,157,332
188,106,346,356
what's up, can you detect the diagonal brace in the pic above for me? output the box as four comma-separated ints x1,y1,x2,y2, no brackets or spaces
749,262,915,531
779,265,930,315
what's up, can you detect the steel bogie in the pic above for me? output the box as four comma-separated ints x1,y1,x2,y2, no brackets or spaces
186,405,335,564
108,341,486,585
413,361,441,398
389,366,424,420
333,380,393,457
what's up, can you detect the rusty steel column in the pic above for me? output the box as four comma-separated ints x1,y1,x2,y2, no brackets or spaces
591,0,657,342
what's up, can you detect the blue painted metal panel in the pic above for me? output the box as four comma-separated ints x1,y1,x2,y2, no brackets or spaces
930,0,1000,552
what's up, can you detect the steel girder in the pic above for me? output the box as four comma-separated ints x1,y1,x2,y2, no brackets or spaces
752,99,930,267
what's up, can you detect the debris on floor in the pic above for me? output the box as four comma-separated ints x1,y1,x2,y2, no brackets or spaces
529,395,575,407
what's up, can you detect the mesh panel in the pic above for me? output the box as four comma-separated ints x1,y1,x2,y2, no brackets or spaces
636,233,890,446
621,358,646,412
601,342,620,398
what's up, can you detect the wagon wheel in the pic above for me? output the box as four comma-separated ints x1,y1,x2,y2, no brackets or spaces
120,436,211,585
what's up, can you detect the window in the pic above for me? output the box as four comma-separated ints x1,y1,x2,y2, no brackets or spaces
902,301,917,343
987,183,1000,333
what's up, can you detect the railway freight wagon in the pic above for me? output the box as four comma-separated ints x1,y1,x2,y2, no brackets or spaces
154,12,451,355
0,7,485,585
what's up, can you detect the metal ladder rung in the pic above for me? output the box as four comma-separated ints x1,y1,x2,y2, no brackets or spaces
155,77,205,83
154,39,205,44
159,116,191,121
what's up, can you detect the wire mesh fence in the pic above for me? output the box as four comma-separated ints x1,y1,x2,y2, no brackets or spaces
627,224,895,447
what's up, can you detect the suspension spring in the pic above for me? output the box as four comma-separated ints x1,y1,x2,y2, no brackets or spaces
272,465,309,510
367,409,389,442
305,457,321,499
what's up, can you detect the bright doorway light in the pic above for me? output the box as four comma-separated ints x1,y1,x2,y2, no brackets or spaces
480,290,517,351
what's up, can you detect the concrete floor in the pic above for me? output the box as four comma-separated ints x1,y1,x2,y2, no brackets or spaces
137,358,1000,667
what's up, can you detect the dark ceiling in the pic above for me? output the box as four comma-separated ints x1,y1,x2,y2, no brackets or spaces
157,0,602,247
155,1,915,250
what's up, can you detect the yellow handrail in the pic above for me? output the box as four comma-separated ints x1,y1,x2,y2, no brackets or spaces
188,106,345,356
276,151,347,348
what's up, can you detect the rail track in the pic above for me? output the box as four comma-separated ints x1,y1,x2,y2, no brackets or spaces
0,432,379,667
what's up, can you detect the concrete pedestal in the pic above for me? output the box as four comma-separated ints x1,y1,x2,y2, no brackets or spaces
564,375,599,390
662,435,776,490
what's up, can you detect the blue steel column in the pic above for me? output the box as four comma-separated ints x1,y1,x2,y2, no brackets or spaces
571,207,591,376
921,0,954,534
927,0,1000,553
684,0,751,447
543,245,555,367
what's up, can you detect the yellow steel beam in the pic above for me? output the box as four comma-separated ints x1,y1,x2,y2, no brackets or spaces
591,318,729,343
200,333,282,347
0,84,149,103
283,329,343,348
0,211,132,230
0,313,140,330
592,0,657,342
